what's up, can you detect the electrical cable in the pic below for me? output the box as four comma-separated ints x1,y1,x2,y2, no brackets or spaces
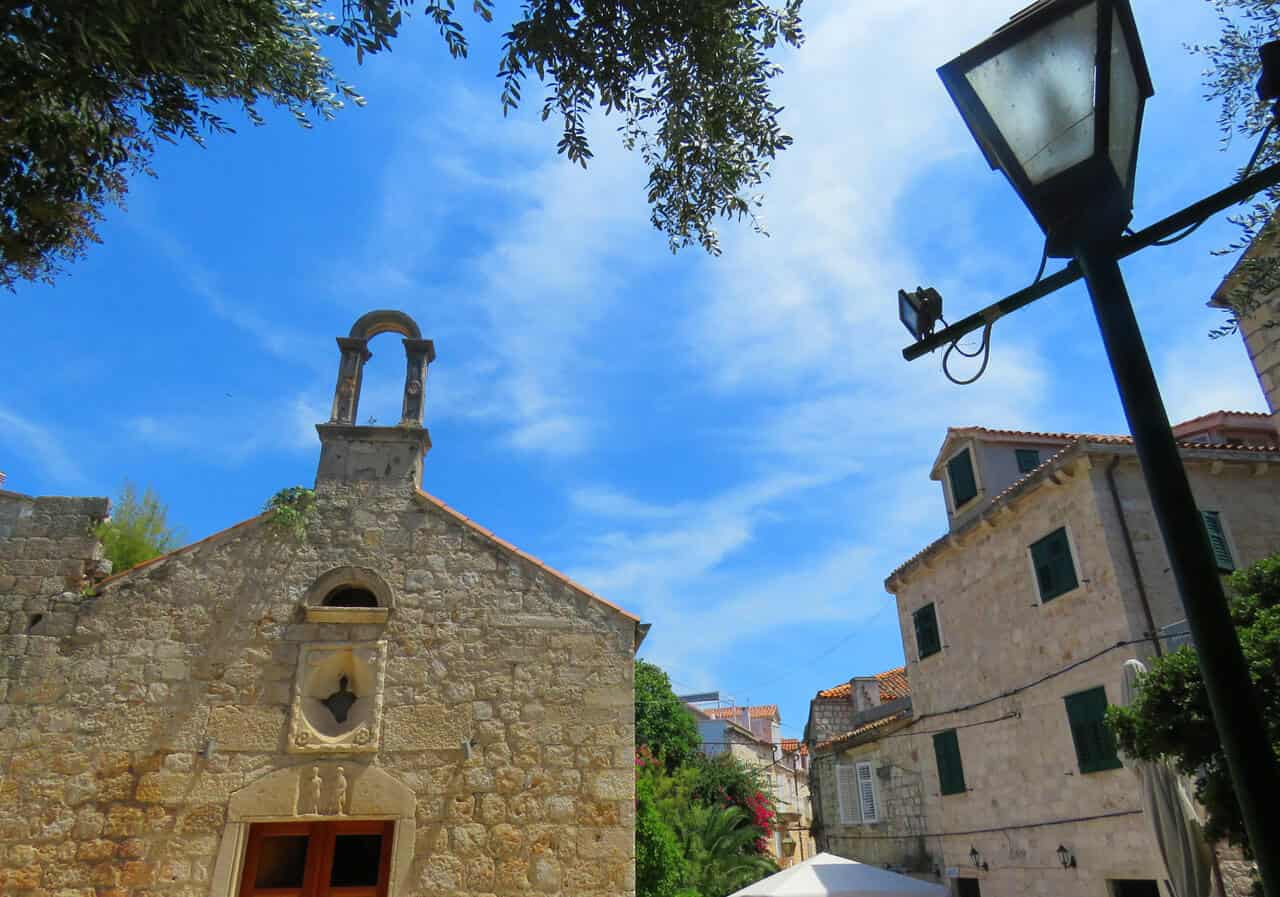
1032,237,1049,284
942,321,992,385
1144,119,1276,248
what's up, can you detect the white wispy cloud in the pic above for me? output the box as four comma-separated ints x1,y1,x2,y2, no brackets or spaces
0,407,85,486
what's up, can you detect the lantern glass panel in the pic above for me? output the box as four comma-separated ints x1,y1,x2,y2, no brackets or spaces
1107,9,1140,192
964,3,1098,185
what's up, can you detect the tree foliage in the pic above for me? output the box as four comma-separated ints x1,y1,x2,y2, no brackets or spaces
1108,553,1280,856
636,659,702,770
94,482,182,574
264,486,317,541
0,0,803,289
1195,0,1280,334
636,749,777,897
634,660,779,897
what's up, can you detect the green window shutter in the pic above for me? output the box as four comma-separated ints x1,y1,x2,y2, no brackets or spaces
1064,687,1122,773
1015,448,1041,473
933,730,966,795
913,603,941,658
1200,510,1235,572
1029,528,1079,602
948,449,978,508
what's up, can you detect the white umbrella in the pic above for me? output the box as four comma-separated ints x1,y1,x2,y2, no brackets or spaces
1121,659,1212,897
730,852,947,897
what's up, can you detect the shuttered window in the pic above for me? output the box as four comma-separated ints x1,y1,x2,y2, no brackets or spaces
948,449,978,508
1029,527,1078,602
835,764,859,824
1015,448,1041,473
1064,686,1122,774
913,603,941,659
932,730,966,795
1200,511,1235,572
855,762,879,823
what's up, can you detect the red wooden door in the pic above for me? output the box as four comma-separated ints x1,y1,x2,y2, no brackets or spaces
238,821,394,897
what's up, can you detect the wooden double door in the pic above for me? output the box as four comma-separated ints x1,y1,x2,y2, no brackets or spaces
237,821,394,897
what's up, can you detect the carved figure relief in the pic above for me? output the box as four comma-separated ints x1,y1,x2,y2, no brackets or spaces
287,641,386,754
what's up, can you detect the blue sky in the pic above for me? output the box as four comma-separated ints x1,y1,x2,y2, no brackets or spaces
2,0,1270,743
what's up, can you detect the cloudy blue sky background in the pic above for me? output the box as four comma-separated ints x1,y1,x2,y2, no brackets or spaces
3,0,1270,740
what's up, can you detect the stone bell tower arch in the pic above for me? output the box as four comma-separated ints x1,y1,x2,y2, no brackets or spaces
317,310,436,490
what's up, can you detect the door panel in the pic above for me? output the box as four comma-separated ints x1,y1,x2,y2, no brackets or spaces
239,821,393,897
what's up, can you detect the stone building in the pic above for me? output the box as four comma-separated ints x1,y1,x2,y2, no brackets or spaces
692,704,815,867
804,669,928,876
1211,230,1280,439
0,311,644,897
882,413,1280,897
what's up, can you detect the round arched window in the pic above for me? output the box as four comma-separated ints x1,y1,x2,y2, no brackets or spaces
304,566,393,622
323,586,379,608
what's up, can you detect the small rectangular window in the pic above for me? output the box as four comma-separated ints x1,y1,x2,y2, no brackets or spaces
932,729,966,795
855,761,879,823
913,603,942,659
1064,686,1122,774
1200,510,1235,572
956,879,982,897
1029,527,1078,602
948,449,979,508
835,764,859,825
1015,448,1041,473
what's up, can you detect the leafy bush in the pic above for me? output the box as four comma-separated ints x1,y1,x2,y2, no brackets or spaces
95,483,182,574
264,486,317,541
636,659,702,771
1109,553,1280,858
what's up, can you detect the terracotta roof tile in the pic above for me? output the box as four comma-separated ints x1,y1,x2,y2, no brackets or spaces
781,738,808,756
891,432,1280,587
815,666,910,702
813,708,912,752
96,489,640,626
414,489,639,623
949,423,1278,454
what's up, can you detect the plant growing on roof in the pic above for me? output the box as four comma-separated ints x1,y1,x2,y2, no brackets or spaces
264,486,317,541
95,482,183,575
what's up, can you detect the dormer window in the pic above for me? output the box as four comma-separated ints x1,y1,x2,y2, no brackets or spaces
1015,448,1041,473
947,448,979,509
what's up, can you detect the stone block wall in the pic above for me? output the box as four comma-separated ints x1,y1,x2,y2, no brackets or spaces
807,696,856,746
1094,455,1280,636
888,462,1166,896
811,729,930,874
0,479,636,897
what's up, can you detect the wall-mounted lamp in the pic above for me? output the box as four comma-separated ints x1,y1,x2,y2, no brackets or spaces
200,738,216,761
461,738,473,761
969,846,988,872
1056,845,1077,869
898,286,943,342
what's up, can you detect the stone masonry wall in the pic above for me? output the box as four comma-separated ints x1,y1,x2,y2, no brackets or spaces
0,478,636,897
889,463,1166,897
812,729,930,875
1093,454,1280,637
807,696,855,746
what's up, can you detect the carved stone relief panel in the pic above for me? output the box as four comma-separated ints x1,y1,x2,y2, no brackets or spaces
288,641,386,754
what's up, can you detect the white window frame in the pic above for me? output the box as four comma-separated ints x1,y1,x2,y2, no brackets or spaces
835,762,879,825
1025,523,1084,606
855,761,880,823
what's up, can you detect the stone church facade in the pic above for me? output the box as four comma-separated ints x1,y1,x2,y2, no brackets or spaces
0,311,643,897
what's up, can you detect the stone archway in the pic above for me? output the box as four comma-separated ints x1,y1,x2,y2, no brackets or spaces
208,763,416,897
328,309,435,427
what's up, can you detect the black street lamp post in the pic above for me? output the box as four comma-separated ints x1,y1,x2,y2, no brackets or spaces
927,1,1280,893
